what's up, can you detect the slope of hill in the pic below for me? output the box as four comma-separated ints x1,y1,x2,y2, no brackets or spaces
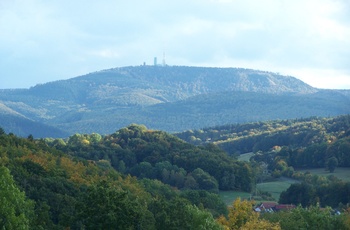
0,102,69,138
175,115,350,155
0,66,349,137
0,126,229,229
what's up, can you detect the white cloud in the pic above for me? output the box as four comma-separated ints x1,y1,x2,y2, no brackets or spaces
0,0,349,89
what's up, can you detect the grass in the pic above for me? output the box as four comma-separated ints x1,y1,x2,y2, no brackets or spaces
219,191,251,205
256,177,298,201
297,167,350,182
219,177,298,205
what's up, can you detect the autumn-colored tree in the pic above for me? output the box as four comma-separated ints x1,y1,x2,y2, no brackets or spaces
217,198,280,230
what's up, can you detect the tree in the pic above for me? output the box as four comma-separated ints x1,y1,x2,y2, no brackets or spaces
0,127,5,135
217,198,280,230
0,166,34,230
191,168,219,192
149,197,223,230
78,180,154,229
262,204,348,230
326,157,338,173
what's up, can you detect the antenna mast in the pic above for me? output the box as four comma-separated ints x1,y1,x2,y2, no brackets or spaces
162,52,166,66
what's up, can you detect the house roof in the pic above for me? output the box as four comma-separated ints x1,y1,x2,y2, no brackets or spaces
260,202,278,209
275,204,296,210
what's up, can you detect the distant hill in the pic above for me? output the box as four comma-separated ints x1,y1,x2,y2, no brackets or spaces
175,115,350,155
0,66,349,137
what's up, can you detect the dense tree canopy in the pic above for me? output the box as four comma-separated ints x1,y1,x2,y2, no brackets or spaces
1,114,350,229
0,166,34,230
50,124,254,192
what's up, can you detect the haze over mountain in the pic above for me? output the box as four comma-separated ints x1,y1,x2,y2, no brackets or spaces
1,65,349,137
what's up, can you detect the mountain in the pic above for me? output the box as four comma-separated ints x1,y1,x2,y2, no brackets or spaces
0,65,349,137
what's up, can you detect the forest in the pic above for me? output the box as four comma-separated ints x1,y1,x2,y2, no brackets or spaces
1,115,350,229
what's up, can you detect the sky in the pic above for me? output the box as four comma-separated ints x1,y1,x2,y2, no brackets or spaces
1,0,350,89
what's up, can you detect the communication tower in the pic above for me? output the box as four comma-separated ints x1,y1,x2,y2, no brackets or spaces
162,52,166,66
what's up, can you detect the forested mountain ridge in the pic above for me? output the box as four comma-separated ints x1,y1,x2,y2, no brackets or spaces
1,65,349,137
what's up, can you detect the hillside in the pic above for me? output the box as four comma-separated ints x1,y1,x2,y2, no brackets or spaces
0,102,69,137
175,115,350,208
1,118,350,228
176,115,350,155
1,66,349,137
0,127,228,229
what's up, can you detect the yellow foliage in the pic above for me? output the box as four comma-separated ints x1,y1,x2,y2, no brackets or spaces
81,139,90,145
343,208,350,229
21,153,106,185
217,198,280,230
241,218,281,230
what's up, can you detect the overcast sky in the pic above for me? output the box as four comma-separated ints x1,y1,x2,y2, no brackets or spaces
1,0,349,89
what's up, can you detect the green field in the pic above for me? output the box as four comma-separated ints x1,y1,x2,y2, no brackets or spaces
256,177,298,201
219,177,298,205
297,167,350,182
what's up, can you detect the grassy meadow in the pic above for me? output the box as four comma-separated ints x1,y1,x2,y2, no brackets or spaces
256,177,298,201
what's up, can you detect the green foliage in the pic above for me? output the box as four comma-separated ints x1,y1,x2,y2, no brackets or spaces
326,157,339,173
2,113,350,229
0,126,229,229
149,197,223,230
279,176,350,208
0,166,34,230
262,204,349,230
191,168,219,193
180,190,228,217
78,180,154,230
54,125,254,192
178,115,350,157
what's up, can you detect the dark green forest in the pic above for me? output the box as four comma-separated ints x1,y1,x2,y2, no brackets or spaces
1,115,350,229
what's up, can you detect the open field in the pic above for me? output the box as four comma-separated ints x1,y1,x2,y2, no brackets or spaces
256,177,298,201
238,152,254,162
219,177,298,205
297,167,350,182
